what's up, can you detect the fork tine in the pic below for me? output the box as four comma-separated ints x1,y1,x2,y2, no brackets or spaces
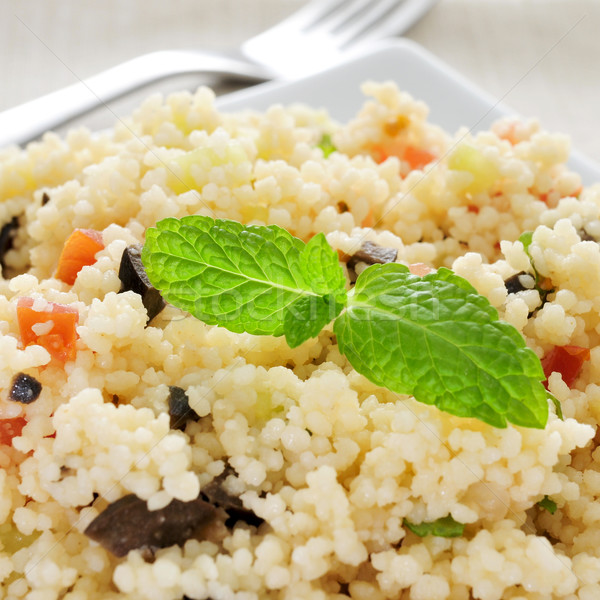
305,0,375,34
267,0,349,32
337,0,440,47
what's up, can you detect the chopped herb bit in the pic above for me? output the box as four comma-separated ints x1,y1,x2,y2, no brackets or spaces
538,495,558,514
518,231,554,305
548,392,564,420
317,133,337,158
143,216,552,429
518,230,533,254
84,493,217,557
119,244,166,323
168,385,199,431
404,515,465,538
9,372,42,404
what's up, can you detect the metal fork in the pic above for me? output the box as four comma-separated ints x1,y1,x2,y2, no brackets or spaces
0,0,438,148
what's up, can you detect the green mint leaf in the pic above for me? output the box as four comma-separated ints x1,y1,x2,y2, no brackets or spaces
142,216,323,336
333,263,549,429
283,294,344,348
317,133,336,158
538,495,558,514
299,233,346,296
403,516,464,538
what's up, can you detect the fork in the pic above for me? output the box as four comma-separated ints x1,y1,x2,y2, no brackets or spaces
0,0,438,148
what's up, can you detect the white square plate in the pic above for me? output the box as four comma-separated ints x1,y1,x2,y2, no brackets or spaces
217,39,600,186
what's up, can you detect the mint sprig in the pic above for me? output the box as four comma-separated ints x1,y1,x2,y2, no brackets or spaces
141,217,346,345
335,264,548,428
142,216,551,429
403,516,465,538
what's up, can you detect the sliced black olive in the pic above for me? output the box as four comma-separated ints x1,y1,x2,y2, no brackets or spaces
0,216,19,275
347,241,398,268
201,468,264,528
504,271,536,294
578,229,596,242
9,372,42,404
168,386,199,431
118,244,166,323
84,493,217,557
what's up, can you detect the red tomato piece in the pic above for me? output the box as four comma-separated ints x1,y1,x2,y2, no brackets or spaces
408,263,434,277
17,297,79,363
0,417,26,446
541,345,590,388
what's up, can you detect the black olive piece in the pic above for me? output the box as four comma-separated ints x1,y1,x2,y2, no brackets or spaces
338,583,350,595
504,271,535,295
347,241,398,269
201,468,264,528
0,216,19,275
168,386,199,431
9,372,42,404
84,493,217,557
118,244,166,324
579,229,596,242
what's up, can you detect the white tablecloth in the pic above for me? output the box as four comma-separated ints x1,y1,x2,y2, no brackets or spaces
1,0,599,163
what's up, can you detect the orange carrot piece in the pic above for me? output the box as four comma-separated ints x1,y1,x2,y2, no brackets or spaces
17,297,79,363
361,208,374,228
56,229,104,285
402,146,437,170
371,142,436,171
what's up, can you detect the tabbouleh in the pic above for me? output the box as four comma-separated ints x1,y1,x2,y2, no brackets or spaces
0,81,599,599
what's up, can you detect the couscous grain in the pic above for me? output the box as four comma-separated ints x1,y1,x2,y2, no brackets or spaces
0,81,598,599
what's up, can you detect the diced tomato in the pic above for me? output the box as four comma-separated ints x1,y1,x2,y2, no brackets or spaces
408,263,434,277
0,417,26,446
371,141,436,171
56,229,104,285
541,345,590,388
17,297,79,363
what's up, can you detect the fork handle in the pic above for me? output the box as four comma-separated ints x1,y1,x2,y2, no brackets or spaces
0,50,272,148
